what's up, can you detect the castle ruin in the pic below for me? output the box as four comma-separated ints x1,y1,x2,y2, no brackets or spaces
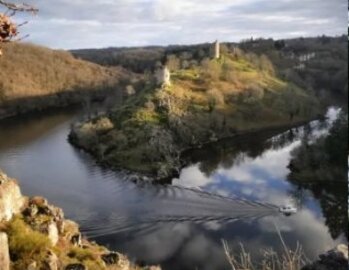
214,40,220,59
155,66,171,86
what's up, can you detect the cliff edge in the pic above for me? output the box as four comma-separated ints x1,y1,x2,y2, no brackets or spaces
0,170,159,270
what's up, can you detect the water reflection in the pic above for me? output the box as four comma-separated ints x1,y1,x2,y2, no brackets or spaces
287,110,348,239
0,108,346,270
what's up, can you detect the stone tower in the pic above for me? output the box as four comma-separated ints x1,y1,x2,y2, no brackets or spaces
156,66,171,86
214,40,220,59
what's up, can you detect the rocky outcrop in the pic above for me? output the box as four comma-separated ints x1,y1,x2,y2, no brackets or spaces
302,244,348,270
65,264,86,270
101,252,131,269
0,171,25,222
0,232,10,270
0,170,160,270
45,250,59,270
46,221,59,246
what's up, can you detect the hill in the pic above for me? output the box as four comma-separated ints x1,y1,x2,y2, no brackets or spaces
239,36,348,104
72,36,348,106
0,43,131,118
69,48,321,180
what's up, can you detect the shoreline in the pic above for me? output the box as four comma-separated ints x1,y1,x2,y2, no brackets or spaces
69,115,321,183
0,87,119,121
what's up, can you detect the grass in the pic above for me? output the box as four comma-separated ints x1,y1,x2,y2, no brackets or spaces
68,247,97,261
0,210,156,270
5,216,52,270
222,224,308,270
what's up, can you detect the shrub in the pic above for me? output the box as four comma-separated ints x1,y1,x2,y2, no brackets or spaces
207,88,225,110
201,59,222,81
259,54,275,75
68,247,97,261
6,217,51,269
125,85,136,96
244,84,264,103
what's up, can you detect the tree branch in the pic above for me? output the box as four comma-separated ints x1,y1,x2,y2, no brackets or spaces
0,0,38,13
0,1,38,56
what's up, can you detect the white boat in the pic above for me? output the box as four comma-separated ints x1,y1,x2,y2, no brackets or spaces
279,204,297,215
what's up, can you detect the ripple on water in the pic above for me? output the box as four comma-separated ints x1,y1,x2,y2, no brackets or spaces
0,108,346,270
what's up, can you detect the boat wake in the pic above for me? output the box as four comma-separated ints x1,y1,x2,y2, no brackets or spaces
81,183,279,238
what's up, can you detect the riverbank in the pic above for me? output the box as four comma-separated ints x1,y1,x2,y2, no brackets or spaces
0,89,113,120
69,115,320,182
0,170,160,270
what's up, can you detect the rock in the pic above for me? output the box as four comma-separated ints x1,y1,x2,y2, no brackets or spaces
64,220,80,234
118,257,131,270
128,175,139,183
39,221,59,246
71,233,82,247
29,196,48,207
62,220,80,242
65,264,87,270
0,173,25,221
0,232,10,270
333,244,348,260
26,197,64,222
23,203,39,217
47,222,59,246
143,267,162,270
56,219,65,234
44,251,58,270
101,252,130,270
48,205,64,221
0,171,8,185
27,261,37,270
302,244,348,270
101,252,120,265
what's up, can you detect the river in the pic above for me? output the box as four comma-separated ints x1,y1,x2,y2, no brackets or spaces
0,108,346,270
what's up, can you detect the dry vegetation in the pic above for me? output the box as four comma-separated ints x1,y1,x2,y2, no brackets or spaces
0,43,127,101
0,191,159,270
0,43,133,118
222,223,309,270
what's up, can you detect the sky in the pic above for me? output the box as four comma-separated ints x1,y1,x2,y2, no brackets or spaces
4,0,348,49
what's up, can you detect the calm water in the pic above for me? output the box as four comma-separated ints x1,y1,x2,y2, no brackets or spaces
0,108,346,270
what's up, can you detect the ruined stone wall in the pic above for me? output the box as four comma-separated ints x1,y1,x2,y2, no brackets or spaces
155,66,171,86
214,40,220,59
0,171,25,222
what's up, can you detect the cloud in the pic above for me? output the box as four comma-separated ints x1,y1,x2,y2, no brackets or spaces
4,1,347,50
173,165,212,187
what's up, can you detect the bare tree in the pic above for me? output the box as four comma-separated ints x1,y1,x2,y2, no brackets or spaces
0,0,38,55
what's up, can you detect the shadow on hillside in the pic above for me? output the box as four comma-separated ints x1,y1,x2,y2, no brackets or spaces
0,87,122,120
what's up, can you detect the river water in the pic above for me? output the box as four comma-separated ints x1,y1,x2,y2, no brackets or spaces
0,108,346,270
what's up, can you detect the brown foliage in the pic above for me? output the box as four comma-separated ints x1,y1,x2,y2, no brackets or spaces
0,43,128,102
0,13,17,43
